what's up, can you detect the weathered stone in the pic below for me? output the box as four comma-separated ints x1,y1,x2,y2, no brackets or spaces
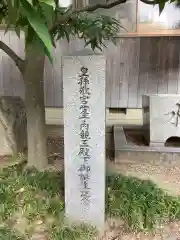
63,52,106,230
142,94,180,146
0,96,27,156
114,125,127,148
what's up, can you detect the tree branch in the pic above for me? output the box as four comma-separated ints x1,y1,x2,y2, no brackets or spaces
51,0,156,33
140,0,157,4
0,41,25,73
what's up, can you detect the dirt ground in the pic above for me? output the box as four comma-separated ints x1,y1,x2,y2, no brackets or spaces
47,137,180,196
2,137,180,239
109,160,180,197
98,220,180,240
102,160,180,240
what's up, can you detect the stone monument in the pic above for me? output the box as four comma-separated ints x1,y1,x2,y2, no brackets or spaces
63,49,106,230
142,94,180,146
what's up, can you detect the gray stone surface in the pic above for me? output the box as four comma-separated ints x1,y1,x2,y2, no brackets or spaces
114,125,127,148
63,54,106,230
0,96,27,155
142,94,180,146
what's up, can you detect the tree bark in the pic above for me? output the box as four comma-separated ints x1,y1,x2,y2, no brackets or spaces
23,44,47,169
0,41,25,73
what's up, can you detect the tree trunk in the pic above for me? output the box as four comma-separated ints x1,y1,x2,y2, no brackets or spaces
23,45,47,169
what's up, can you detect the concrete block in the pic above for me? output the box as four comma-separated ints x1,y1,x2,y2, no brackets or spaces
143,94,180,146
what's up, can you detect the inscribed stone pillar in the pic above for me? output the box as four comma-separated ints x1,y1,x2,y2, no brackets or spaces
63,50,106,230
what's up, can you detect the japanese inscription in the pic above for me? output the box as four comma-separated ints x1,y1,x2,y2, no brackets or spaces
165,103,180,127
78,67,91,205
63,55,106,230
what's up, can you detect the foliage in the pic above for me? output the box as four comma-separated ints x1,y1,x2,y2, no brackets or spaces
0,0,121,62
1,0,179,63
1,162,180,238
107,173,180,231
52,13,119,50
0,163,95,239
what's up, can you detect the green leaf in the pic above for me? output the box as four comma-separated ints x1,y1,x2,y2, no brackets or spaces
20,0,53,62
25,25,35,45
27,0,33,4
39,0,56,9
4,22,11,35
16,16,28,27
12,0,20,8
40,3,54,26
6,0,18,23
15,26,21,38
158,1,166,14
4,22,11,34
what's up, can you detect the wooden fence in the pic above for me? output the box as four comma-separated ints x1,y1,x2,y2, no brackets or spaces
0,31,180,108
